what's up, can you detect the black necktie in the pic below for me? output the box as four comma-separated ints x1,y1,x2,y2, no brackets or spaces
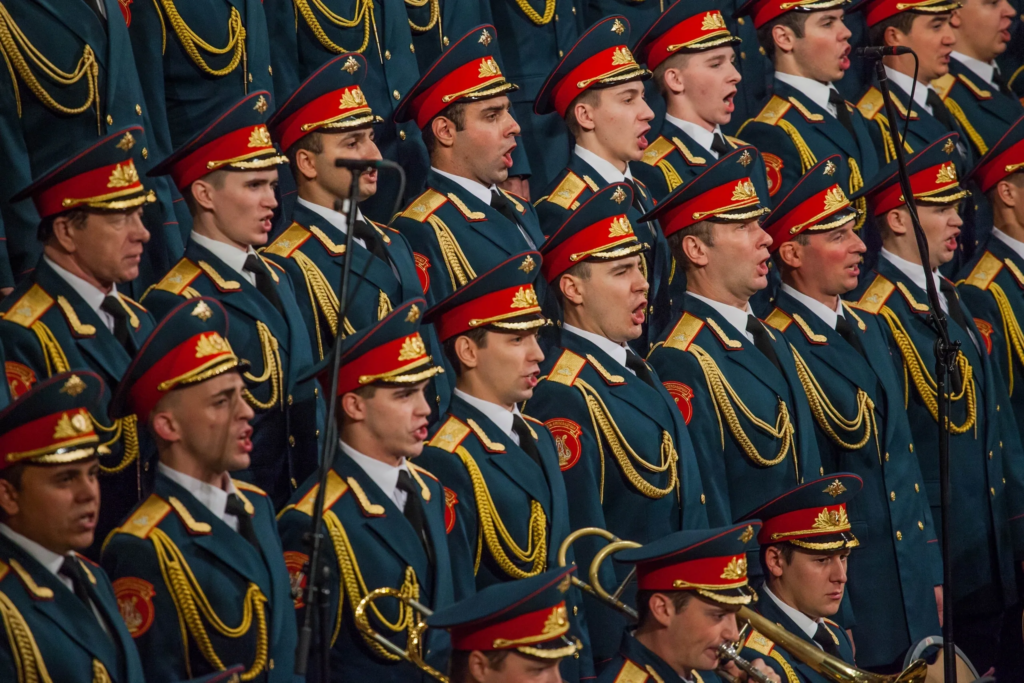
993,67,1012,96
243,254,285,315
225,493,259,549
511,414,543,467
747,315,783,371
829,89,855,135
711,132,730,157
625,350,657,388
625,178,648,215
813,623,841,657
939,279,968,330
490,189,521,226
60,557,92,608
926,89,955,130
835,315,866,358
396,470,434,565
100,295,130,347
352,219,389,263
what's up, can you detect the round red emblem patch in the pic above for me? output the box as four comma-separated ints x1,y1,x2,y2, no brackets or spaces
663,381,695,424
112,577,156,638
443,486,458,534
118,0,133,26
414,253,431,294
973,317,994,355
283,551,309,609
5,362,36,399
762,153,784,197
545,418,583,471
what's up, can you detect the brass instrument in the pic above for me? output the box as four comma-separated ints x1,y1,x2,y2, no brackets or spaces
353,587,449,683
717,640,773,683
557,527,641,619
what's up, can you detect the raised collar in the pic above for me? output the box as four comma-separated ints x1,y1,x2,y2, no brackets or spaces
664,114,722,157
687,291,755,343
780,283,843,330
764,584,822,641
883,67,933,114
431,166,496,205
158,463,238,530
952,52,996,87
454,389,519,443
574,144,634,184
340,439,409,504
562,323,629,371
992,227,1024,262
296,197,367,248
774,72,840,118
190,230,259,284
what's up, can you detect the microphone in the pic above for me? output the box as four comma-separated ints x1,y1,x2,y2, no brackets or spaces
333,158,402,170
854,46,914,58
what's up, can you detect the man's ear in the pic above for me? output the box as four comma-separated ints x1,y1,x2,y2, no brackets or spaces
661,67,686,97
764,545,786,579
431,115,458,150
341,392,367,423
883,24,908,47
645,593,676,628
191,179,218,212
771,23,797,54
453,334,482,371
0,479,19,518
572,100,598,134
996,179,1019,208
885,208,909,237
292,148,319,183
559,273,585,306
680,234,711,268
777,241,801,269
50,214,82,254
467,650,493,680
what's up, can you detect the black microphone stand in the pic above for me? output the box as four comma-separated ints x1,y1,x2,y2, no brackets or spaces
294,159,406,682
872,58,958,683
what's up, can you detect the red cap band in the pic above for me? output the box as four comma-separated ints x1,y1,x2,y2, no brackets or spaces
871,161,960,215
658,177,760,237
434,285,542,342
551,45,639,117
328,333,431,396
759,503,851,543
34,160,144,218
409,57,508,129
766,183,851,251
643,11,733,70
274,86,373,152
128,331,237,419
636,553,749,591
168,125,277,190
543,214,637,281
0,408,97,467
450,602,569,651
974,138,1024,193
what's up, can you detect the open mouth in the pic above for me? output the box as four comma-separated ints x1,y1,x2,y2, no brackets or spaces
413,424,429,441
637,125,651,151
525,371,540,389
724,90,737,113
631,301,647,326
840,46,851,71
238,427,253,454
502,143,516,169
75,510,97,532
756,257,770,277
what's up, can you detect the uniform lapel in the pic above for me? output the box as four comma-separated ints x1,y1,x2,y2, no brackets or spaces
427,172,534,255
755,587,821,681
773,80,861,159
32,0,107,53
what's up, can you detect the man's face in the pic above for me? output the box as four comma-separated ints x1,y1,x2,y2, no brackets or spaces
955,0,1016,61
560,256,650,344
707,220,774,302
451,96,521,187
675,47,742,126
471,330,545,406
914,202,963,269
789,223,866,296
791,11,852,82
348,381,432,460
473,652,563,683
663,596,742,672
898,14,956,80
201,169,279,250
589,82,655,163
774,548,850,618
69,208,150,286
312,129,382,200
156,372,254,477
0,460,100,554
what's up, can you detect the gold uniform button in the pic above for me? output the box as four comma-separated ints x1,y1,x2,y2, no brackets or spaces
269,66,273,75
385,50,392,60
314,387,319,397
574,652,580,659
106,114,113,125
896,531,902,541
740,51,746,59
1003,477,1007,484
571,5,576,13
999,440,1003,448
573,605,578,615
918,521,924,530
890,491,896,501
142,148,149,159
738,16,745,23
559,50,564,57
989,450,994,459
443,36,449,46
819,467,824,476
249,73,253,83
410,43,416,53
885,452,890,461
701,493,706,504
909,443,914,453
289,435,296,447
399,130,407,140
291,478,298,488
135,104,142,115
914,483,919,492
759,46,766,55
269,659,275,670
288,394,294,406
555,13,559,20
315,430,320,437
997,404,1001,411
393,90,401,100
991,487,996,496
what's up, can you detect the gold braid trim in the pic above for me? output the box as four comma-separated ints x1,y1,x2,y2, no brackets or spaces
158,1,246,83
875,115,914,164
989,282,1024,396
150,528,268,680
291,250,354,360
0,590,53,683
848,157,866,231
91,660,111,683
0,3,100,128
879,306,977,434
427,214,476,290
294,0,374,54
778,119,817,173
510,0,556,24
768,650,801,683
29,321,69,376
658,160,684,193
943,97,988,156
92,414,140,475
453,446,547,579
689,344,798,476
573,378,679,502
377,290,393,321
242,322,283,411
405,0,440,32
791,347,882,463
323,510,421,657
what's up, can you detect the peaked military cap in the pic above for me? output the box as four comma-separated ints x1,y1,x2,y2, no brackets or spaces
0,371,110,470
736,0,849,29
11,127,156,219
150,91,288,191
310,297,443,396
541,182,647,282
847,0,960,26
763,155,859,251
394,25,519,129
534,16,651,117
640,146,771,237
425,251,548,342
967,113,1024,193
110,298,245,421
740,473,863,550
427,566,579,659
269,53,385,154
614,522,762,605
855,133,969,215
634,0,741,70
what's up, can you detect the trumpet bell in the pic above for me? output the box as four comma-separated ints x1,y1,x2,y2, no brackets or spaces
353,587,449,683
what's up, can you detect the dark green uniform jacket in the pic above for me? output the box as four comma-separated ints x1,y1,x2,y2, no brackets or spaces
935,58,1024,160
0,0,185,290
101,472,298,682
277,450,455,683
0,259,156,547
849,258,1023,617
524,328,708,664
0,535,146,683
765,289,942,667
143,241,321,508
417,393,593,682
596,630,716,683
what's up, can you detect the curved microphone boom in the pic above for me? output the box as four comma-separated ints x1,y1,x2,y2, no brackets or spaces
854,46,914,58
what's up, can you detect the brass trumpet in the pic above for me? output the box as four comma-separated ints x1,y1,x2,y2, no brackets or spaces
556,527,641,619
717,640,774,683
353,587,449,683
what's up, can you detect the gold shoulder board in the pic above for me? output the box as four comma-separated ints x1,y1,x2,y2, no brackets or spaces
931,73,957,100
744,628,776,656
467,418,506,453
963,252,1003,291
851,274,895,314
265,223,312,258
2,285,54,328
764,308,792,333
428,416,472,453
956,73,991,100
400,189,448,222
234,479,268,496
547,172,589,210
117,495,173,539
612,660,650,683
295,470,350,516
640,136,675,166
753,96,792,126
856,88,884,121
546,349,587,386
663,312,705,352
151,260,203,297
788,96,825,122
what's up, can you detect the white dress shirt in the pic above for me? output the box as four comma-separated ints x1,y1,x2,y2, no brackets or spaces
952,52,997,87
44,256,119,334
880,248,948,313
297,197,367,249
158,463,240,532
562,323,632,374
884,67,934,115
687,292,756,343
454,388,522,444
431,167,536,248
665,114,724,157
775,72,843,119
341,440,410,511
764,584,826,644
780,283,844,330
574,145,634,184
993,227,1024,261
191,231,260,286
